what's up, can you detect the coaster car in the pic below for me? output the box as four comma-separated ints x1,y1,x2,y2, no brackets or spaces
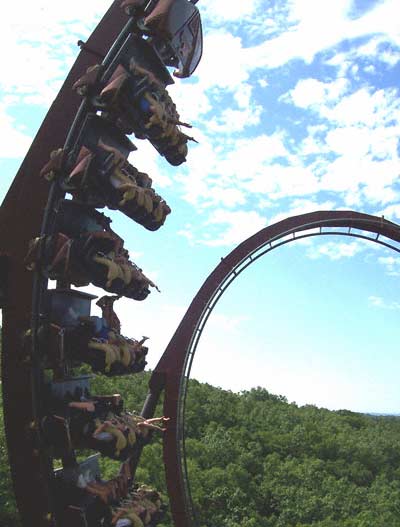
43,385,167,463
55,403,169,461
25,225,158,301
111,485,166,527
42,392,123,457
121,0,203,79
87,333,149,375
57,478,164,527
41,118,171,230
73,61,194,166
54,458,133,527
96,61,195,166
44,319,149,376
72,0,203,165
86,414,169,461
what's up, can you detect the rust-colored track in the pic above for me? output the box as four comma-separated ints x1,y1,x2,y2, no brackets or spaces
2,7,400,527
151,210,400,527
0,3,128,526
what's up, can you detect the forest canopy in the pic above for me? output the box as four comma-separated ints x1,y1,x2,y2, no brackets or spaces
1,369,400,527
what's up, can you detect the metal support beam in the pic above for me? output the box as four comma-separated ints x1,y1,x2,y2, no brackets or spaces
0,3,128,526
152,210,400,527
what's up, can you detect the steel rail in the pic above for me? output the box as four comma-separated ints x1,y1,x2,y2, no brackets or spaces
149,210,400,527
0,1,206,525
179,226,400,527
27,13,140,525
0,3,129,526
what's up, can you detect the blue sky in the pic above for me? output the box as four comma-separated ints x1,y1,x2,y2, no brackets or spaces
2,0,400,412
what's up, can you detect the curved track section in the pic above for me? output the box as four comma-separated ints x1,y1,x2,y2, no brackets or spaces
150,210,400,527
1,1,205,525
0,4,128,526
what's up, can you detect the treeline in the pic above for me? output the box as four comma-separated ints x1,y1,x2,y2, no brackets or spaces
184,382,400,526
2,371,400,526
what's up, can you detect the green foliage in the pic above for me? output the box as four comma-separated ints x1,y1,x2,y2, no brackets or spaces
1,362,400,527
183,381,400,527
0,326,21,526
0,395,21,527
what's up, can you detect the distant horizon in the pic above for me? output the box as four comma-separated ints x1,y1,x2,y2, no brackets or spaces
186,373,400,417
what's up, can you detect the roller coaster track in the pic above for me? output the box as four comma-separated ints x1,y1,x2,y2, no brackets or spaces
2,3,400,527
149,210,400,527
0,4,128,526
0,1,202,526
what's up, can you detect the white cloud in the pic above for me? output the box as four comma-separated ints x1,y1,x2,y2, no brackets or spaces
306,240,365,260
287,83,400,129
234,83,254,109
200,0,260,23
285,83,400,208
380,204,400,223
268,198,337,225
247,162,320,200
0,105,33,158
176,131,291,210
368,295,400,310
297,125,328,156
286,78,348,109
194,31,251,90
377,255,400,276
0,1,111,106
200,209,267,247
325,40,400,81
245,0,400,69
0,43,66,103
129,140,172,189
322,88,400,127
177,225,195,245
208,105,262,133
325,125,400,160
3,0,400,262
178,137,228,207
217,133,290,182
320,155,400,206
167,81,212,124
350,36,400,67
368,295,384,307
